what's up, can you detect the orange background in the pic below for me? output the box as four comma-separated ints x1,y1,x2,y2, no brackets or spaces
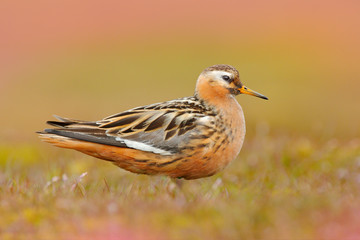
1,0,359,141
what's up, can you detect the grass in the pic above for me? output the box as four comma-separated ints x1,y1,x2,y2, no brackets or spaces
1,132,360,240
1,39,360,239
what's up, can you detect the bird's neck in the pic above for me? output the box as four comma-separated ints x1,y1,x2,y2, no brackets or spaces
195,77,235,110
195,76,246,160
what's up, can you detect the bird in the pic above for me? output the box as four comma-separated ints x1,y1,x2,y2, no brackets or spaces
38,64,268,180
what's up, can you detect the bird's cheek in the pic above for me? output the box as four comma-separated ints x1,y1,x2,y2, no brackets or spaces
214,85,230,95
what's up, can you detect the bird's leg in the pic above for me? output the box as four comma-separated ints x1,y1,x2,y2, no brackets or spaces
166,177,187,202
172,178,184,189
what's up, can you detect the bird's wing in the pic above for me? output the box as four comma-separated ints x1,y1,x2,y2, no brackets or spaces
44,97,216,156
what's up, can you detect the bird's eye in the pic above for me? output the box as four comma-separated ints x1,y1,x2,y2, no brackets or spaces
222,75,231,82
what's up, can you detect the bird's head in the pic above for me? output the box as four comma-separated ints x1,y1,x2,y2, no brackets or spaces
195,64,268,100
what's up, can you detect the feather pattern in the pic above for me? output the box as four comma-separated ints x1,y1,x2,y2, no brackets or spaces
43,96,219,156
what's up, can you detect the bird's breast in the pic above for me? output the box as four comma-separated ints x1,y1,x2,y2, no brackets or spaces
175,97,246,179
212,99,246,170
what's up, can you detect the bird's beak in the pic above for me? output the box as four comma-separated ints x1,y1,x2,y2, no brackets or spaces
238,85,268,100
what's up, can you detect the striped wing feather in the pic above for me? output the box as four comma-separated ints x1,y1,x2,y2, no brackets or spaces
44,97,215,155
99,110,198,140
97,97,210,138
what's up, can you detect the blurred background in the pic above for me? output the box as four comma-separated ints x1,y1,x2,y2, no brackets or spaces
1,1,360,239
1,0,359,143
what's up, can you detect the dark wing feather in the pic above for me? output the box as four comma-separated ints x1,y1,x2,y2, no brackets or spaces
97,97,210,138
44,128,127,148
44,96,216,155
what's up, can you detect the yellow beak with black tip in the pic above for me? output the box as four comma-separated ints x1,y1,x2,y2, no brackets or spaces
238,85,268,100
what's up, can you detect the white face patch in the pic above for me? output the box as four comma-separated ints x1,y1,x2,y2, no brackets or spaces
115,137,173,156
208,71,233,82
